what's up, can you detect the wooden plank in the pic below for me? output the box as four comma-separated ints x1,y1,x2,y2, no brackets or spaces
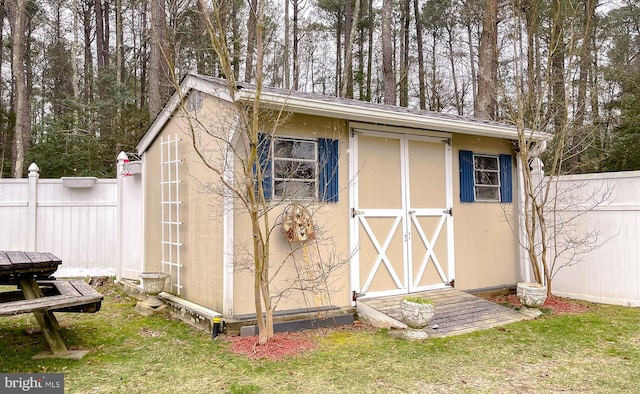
5,251,30,264
39,280,82,297
0,294,103,316
0,252,10,270
70,280,103,298
24,251,55,263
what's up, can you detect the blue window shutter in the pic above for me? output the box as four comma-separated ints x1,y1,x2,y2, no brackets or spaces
318,138,339,202
499,154,513,203
257,133,272,200
459,150,474,202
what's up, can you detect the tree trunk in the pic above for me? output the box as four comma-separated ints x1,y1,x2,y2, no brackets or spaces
7,0,30,178
366,0,373,101
230,1,241,78
549,0,566,134
466,23,477,110
149,0,173,118
357,3,365,100
475,0,498,120
524,0,538,126
0,0,5,177
333,5,342,95
293,0,300,90
341,0,360,99
429,33,439,111
447,25,462,115
245,0,258,83
414,0,426,110
382,0,395,105
399,0,409,107
82,0,94,105
115,0,124,85
284,0,290,89
95,0,106,70
575,0,595,129
71,0,80,99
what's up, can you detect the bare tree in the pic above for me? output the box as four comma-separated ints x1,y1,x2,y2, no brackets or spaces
341,0,361,98
476,0,498,119
194,0,345,345
7,0,31,178
381,0,395,105
399,0,410,107
414,0,427,109
284,0,290,89
501,2,608,295
149,0,174,118
245,0,258,83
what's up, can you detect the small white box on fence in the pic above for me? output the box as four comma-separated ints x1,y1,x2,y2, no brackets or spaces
61,177,98,189
126,161,142,175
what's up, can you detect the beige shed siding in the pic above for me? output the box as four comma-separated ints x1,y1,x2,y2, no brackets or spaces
451,134,519,290
232,114,352,316
143,94,230,312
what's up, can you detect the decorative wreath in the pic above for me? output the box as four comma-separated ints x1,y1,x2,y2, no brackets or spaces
281,203,316,243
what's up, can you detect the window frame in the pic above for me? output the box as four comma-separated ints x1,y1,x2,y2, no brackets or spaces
270,136,319,200
459,150,513,204
472,153,501,202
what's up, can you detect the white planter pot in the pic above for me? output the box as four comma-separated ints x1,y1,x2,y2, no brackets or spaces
139,272,170,307
400,299,435,329
517,282,547,308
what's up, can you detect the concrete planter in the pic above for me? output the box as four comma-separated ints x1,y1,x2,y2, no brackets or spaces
400,297,435,340
139,272,170,308
517,282,547,308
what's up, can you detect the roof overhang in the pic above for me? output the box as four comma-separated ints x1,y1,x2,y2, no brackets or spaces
235,88,552,142
137,74,552,154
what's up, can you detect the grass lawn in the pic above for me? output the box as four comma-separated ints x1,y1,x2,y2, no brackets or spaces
1,284,639,393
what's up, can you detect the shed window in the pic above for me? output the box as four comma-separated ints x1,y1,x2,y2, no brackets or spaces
459,150,512,203
257,134,339,202
273,138,318,199
474,154,500,201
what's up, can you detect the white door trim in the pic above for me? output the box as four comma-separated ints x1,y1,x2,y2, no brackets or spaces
349,126,455,301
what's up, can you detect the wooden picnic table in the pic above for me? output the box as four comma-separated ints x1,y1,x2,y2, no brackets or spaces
0,251,103,358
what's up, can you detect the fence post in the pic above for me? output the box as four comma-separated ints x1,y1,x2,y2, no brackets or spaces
27,163,40,251
115,152,128,280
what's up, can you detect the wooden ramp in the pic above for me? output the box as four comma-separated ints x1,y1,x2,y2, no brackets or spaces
357,288,529,337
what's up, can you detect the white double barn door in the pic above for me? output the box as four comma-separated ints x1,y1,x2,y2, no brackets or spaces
350,129,454,298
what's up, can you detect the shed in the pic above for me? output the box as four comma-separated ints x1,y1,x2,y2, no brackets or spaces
128,73,549,327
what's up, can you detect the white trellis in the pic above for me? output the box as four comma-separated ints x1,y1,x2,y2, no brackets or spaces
160,134,183,295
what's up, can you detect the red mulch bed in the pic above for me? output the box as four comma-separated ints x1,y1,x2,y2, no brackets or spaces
489,293,590,314
223,322,371,361
224,331,316,361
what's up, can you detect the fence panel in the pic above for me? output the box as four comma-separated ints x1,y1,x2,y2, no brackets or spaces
550,171,640,306
36,179,118,277
0,167,119,277
0,180,30,250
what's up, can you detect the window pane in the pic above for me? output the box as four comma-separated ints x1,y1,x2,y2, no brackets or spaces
274,180,316,198
274,139,315,160
475,186,500,201
474,155,499,170
274,160,315,179
475,171,499,185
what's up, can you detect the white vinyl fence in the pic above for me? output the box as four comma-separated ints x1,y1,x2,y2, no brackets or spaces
549,171,640,306
0,156,142,278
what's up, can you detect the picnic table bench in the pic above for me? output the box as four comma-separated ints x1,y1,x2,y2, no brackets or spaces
0,251,103,358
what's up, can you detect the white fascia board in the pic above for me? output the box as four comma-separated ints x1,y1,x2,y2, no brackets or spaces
236,89,552,142
136,75,234,154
